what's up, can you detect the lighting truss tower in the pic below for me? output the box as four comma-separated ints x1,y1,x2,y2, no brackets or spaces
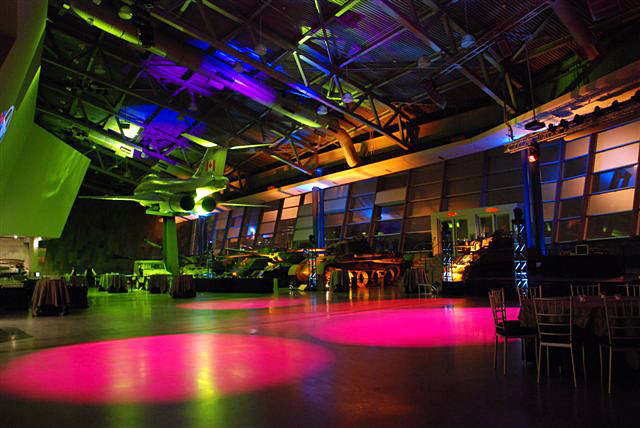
441,223,453,282
306,242,318,291
512,211,528,290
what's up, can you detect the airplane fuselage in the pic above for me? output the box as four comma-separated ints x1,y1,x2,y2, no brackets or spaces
133,174,229,197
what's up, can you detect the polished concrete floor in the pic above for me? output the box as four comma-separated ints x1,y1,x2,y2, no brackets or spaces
0,288,638,427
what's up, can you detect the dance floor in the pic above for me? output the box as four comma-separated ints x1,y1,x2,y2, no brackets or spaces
0,289,637,427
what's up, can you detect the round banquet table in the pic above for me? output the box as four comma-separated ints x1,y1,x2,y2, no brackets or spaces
31,278,70,316
404,268,428,293
329,269,349,291
171,275,196,298
104,274,128,293
518,295,637,337
68,276,87,287
148,275,169,294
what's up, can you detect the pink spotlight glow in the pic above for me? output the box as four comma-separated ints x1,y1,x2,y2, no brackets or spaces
0,334,333,404
310,307,520,348
177,298,307,310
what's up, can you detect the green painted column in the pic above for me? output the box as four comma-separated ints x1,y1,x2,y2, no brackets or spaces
163,216,180,274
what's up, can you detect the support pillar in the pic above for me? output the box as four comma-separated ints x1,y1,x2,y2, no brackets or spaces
520,151,535,249
312,187,325,248
163,216,180,274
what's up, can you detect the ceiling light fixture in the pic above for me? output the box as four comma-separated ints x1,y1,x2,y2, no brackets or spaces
417,55,431,69
255,43,267,57
460,33,475,49
230,143,271,150
118,5,133,20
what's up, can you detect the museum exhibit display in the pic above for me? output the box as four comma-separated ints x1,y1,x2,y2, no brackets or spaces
1,1,640,426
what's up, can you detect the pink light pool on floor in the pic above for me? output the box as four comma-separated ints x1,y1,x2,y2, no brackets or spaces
177,298,307,310
311,307,520,348
0,334,333,404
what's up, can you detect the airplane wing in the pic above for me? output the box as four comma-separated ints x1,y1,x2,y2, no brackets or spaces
218,202,268,208
78,194,163,203
78,195,140,202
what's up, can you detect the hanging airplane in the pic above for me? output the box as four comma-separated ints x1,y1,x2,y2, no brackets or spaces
80,146,263,216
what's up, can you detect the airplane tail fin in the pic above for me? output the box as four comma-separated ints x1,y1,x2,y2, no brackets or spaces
194,147,228,178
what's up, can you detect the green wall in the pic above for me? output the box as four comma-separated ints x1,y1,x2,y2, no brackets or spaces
42,200,165,275
0,69,90,238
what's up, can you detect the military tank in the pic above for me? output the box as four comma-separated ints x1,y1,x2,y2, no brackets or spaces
290,236,406,289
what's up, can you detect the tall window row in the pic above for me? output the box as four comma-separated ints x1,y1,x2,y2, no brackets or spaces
202,119,639,253
540,120,640,242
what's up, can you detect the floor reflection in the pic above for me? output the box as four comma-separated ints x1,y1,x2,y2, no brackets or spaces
0,334,334,404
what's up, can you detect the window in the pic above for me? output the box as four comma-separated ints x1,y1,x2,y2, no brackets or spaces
376,220,402,235
587,188,634,215
351,179,377,195
403,233,432,252
346,223,369,237
411,164,444,184
349,194,374,209
408,183,441,201
347,209,372,224
557,219,582,242
592,166,636,193
373,235,400,252
540,164,560,182
563,156,588,178
560,177,585,199
378,173,408,190
559,197,583,219
446,194,481,210
596,121,640,151
586,212,633,239
564,136,589,159
379,205,403,221
593,143,639,173
405,216,430,233
406,200,438,217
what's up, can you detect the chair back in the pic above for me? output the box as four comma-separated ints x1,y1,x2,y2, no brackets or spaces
570,283,600,296
488,288,507,328
530,285,543,299
626,283,640,297
603,298,640,347
533,297,573,344
516,285,542,306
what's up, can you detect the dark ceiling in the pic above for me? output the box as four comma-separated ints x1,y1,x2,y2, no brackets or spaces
37,0,640,197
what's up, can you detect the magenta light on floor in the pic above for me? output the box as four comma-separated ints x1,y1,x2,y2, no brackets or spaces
310,307,520,348
177,298,307,310
0,334,334,404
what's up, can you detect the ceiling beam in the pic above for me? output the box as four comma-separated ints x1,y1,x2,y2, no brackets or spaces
374,0,515,114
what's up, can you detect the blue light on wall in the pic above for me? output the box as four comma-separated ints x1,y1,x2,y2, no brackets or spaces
0,105,15,144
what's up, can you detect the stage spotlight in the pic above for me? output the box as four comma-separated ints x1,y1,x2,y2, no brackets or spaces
559,119,570,129
593,105,603,117
417,55,431,69
422,79,447,110
341,93,354,103
524,120,545,131
255,43,267,57
460,33,476,49
233,62,244,73
528,142,540,163
316,105,328,115
610,100,621,111
572,114,584,125
632,90,640,103
118,5,133,20
547,123,557,133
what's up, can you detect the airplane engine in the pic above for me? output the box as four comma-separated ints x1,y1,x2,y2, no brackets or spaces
169,194,195,212
195,197,217,213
